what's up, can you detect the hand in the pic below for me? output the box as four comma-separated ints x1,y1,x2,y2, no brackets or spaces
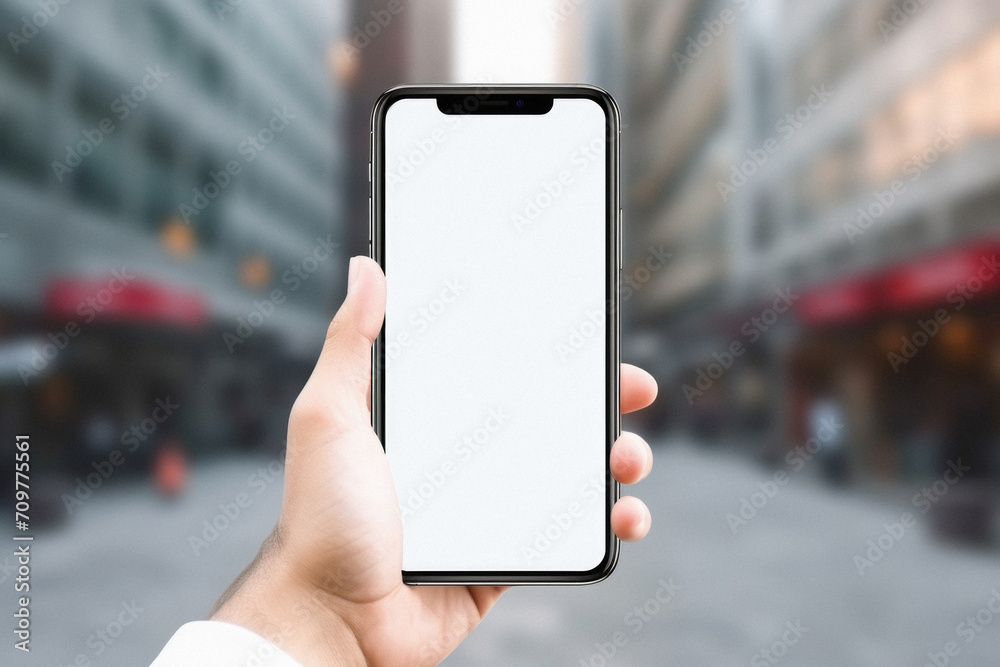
211,256,658,666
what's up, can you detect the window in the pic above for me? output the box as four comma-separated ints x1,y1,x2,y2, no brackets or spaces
73,140,122,216
752,192,777,250
0,38,54,91
147,6,183,60
0,110,46,183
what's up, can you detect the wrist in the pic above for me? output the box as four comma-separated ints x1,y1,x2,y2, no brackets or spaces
210,534,368,666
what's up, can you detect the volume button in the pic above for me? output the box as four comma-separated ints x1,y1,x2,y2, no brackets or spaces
618,209,623,269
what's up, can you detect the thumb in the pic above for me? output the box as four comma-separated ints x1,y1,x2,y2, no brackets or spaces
309,256,385,425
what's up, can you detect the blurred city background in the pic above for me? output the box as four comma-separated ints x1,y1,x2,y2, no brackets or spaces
2,0,1000,665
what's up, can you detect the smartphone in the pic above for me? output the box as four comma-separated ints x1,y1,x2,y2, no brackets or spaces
370,85,620,585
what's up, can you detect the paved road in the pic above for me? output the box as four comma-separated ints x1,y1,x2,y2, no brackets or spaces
4,442,999,666
2,453,288,667
449,443,1000,666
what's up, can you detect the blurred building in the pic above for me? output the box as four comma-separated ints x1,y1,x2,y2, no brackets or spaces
0,0,345,473
622,0,753,437
625,0,1000,484
338,0,625,259
576,0,628,101
340,0,453,258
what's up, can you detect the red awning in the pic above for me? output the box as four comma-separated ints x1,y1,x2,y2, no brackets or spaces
797,239,1000,327
796,277,880,326
881,240,1000,310
44,276,208,329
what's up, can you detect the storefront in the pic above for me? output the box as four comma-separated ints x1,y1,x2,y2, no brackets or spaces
25,276,210,475
792,239,1000,482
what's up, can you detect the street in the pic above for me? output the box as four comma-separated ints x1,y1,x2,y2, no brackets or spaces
5,441,1000,666
450,443,1000,666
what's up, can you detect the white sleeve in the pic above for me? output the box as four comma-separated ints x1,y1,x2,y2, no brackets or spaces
150,620,303,667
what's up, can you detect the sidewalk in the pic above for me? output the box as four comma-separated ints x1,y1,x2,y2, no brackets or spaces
446,440,1000,666
5,444,998,666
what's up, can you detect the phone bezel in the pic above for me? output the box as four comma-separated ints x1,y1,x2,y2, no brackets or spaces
369,84,621,585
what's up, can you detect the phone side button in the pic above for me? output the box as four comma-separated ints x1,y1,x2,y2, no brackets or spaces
618,209,623,269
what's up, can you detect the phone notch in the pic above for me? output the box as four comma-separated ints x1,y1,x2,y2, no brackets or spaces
436,93,554,115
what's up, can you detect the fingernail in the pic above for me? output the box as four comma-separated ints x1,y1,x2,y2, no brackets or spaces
347,256,359,295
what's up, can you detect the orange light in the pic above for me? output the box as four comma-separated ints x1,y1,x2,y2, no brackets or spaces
329,41,359,88
240,255,272,289
971,27,1000,136
877,323,908,356
160,218,197,258
932,55,975,146
940,315,977,362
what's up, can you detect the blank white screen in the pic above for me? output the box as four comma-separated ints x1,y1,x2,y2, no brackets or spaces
384,97,608,572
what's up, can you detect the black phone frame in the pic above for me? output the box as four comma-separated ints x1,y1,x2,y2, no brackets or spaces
369,84,621,585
